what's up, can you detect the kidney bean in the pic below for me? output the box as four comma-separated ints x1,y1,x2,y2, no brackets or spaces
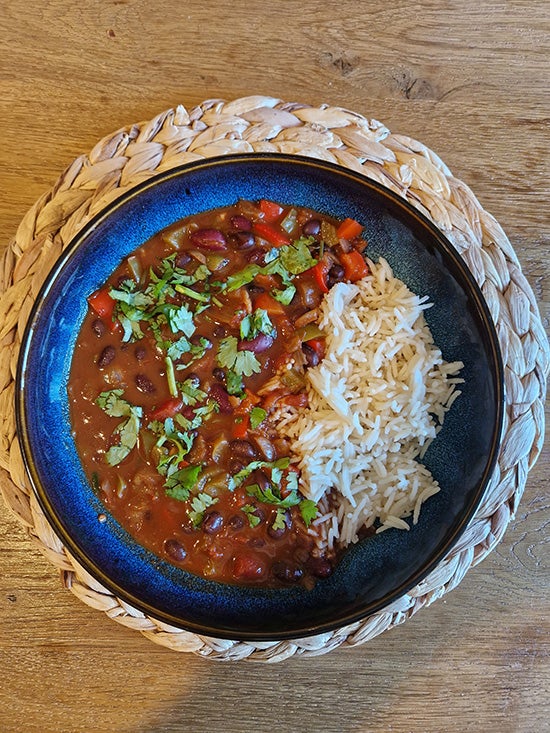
229,458,246,474
229,439,258,461
238,333,273,354
302,342,320,368
202,511,223,534
164,538,187,562
327,263,345,288
190,228,227,250
134,345,146,361
97,345,116,368
302,219,321,236
230,214,253,232
135,374,155,393
209,383,232,413
91,319,106,338
233,554,265,580
272,561,304,583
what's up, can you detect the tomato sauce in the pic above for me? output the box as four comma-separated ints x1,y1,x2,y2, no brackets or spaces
68,200,368,587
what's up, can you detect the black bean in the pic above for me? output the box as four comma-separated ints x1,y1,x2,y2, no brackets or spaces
91,319,106,338
185,372,201,388
302,342,320,368
202,510,223,534
229,439,258,461
134,345,146,361
213,325,227,339
97,345,116,368
248,250,266,266
229,514,245,531
327,263,345,288
212,367,225,382
164,538,187,562
176,251,192,268
248,537,266,548
267,511,291,539
307,556,334,579
302,219,321,236
272,561,304,583
135,374,155,393
230,231,255,250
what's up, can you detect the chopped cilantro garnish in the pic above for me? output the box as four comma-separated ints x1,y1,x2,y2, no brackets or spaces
278,236,317,275
179,378,207,406
240,308,275,340
241,504,261,528
165,356,178,397
271,284,296,305
299,499,318,527
225,369,244,396
165,464,202,501
175,283,211,303
249,406,267,430
96,390,143,466
188,492,218,527
272,508,287,531
228,457,290,491
216,336,261,377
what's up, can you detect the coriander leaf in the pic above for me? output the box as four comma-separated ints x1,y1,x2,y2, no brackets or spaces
167,335,192,360
241,504,261,528
278,236,317,275
97,389,139,418
165,465,202,501
104,409,141,466
249,406,267,430
224,264,262,292
228,457,290,491
271,284,296,305
299,499,318,527
188,492,218,527
272,508,287,531
240,308,275,340
163,303,195,337
109,286,154,308
216,336,238,370
180,378,208,406
225,369,244,396
246,482,301,508
174,284,210,302
233,350,261,377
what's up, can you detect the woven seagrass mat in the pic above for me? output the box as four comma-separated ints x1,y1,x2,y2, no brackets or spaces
0,96,548,662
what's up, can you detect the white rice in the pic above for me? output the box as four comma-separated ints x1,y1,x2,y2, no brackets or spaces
281,257,464,551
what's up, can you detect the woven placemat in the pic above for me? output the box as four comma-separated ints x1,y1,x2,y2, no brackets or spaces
1,96,548,662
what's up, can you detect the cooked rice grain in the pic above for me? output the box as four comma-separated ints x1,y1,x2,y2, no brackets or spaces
281,257,463,550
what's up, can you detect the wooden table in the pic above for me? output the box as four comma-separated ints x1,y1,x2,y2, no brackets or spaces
1,2,548,731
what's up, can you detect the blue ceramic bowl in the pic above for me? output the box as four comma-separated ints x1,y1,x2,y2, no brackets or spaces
16,154,504,640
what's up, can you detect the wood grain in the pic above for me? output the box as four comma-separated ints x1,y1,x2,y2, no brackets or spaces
0,1,548,732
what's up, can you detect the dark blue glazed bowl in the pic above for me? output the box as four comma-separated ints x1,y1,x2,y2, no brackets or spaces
16,154,504,640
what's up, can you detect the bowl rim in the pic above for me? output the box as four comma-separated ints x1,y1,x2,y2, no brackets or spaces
15,152,505,640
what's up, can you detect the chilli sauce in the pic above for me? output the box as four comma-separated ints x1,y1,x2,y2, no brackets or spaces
68,199,369,587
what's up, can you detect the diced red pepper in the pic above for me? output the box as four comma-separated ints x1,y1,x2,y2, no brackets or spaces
308,260,330,293
336,217,363,240
148,398,183,421
340,250,369,282
253,221,291,247
253,292,286,316
232,413,250,439
88,288,115,321
259,199,284,222
281,393,308,409
305,338,326,360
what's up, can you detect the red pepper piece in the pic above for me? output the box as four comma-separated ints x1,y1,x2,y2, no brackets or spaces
253,221,291,247
308,261,330,293
336,217,363,240
148,397,183,421
305,338,326,361
281,393,308,409
233,554,265,580
253,292,286,316
232,413,250,439
88,288,115,321
259,199,284,222
340,250,369,282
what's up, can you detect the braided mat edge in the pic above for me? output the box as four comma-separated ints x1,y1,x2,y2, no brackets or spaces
0,96,548,662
